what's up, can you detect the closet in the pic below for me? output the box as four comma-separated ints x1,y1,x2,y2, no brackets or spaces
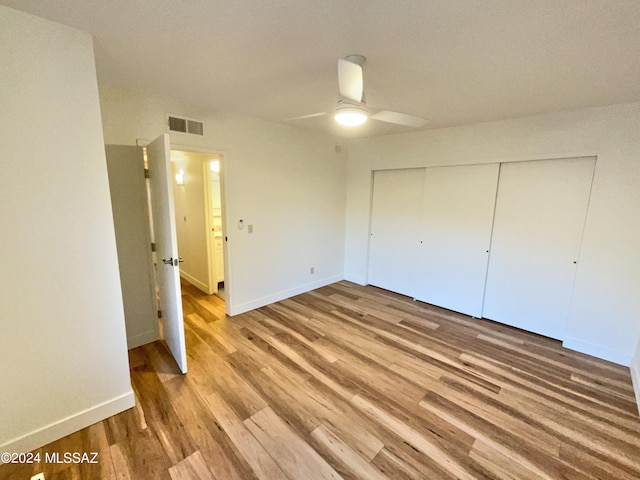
415,164,498,317
369,169,424,297
368,157,595,339
482,158,595,339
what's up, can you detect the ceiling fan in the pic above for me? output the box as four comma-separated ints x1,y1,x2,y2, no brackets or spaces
287,54,428,128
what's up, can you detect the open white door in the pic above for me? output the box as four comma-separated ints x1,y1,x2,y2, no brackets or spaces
202,159,220,295
147,134,187,373
105,145,159,349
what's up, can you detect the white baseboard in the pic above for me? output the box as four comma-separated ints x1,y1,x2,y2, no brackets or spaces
562,337,632,366
180,270,212,295
631,361,640,417
229,274,344,316
343,273,367,286
127,328,160,350
0,390,135,460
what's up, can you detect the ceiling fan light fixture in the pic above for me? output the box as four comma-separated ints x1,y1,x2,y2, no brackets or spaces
334,106,368,127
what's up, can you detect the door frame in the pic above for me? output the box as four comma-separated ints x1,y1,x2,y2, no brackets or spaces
171,143,231,316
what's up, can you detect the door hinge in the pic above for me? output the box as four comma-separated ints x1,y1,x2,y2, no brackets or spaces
151,242,156,252
144,168,150,179
157,310,162,318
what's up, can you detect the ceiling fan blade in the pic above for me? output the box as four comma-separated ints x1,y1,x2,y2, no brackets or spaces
338,58,363,103
370,110,428,127
284,111,329,121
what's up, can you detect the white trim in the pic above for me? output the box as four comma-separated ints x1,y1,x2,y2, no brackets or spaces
0,391,134,460
127,329,160,350
562,337,632,366
170,143,228,156
180,270,212,295
228,274,344,316
202,159,216,296
344,273,367,286
631,360,640,417
371,153,601,172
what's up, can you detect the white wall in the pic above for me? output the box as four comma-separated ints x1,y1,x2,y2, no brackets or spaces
345,102,640,366
632,335,640,415
99,83,347,315
0,7,133,454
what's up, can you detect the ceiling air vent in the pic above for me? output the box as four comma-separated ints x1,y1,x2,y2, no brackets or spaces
167,115,204,136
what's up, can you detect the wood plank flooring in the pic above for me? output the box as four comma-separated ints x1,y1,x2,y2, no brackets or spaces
2,281,639,479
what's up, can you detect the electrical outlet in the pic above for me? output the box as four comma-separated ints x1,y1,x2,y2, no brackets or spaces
248,224,253,234
310,267,315,274
31,473,45,480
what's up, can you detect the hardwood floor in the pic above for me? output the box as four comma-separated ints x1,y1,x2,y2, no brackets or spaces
3,281,639,479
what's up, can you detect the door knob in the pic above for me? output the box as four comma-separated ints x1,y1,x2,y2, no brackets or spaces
162,257,183,266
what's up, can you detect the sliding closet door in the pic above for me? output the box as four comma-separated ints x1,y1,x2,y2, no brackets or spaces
369,168,424,297
415,164,499,317
483,157,595,339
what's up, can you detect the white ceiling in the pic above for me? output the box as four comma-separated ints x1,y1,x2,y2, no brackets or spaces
4,0,640,138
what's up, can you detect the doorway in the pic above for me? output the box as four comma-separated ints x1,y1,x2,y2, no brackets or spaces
204,158,226,300
169,148,229,311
